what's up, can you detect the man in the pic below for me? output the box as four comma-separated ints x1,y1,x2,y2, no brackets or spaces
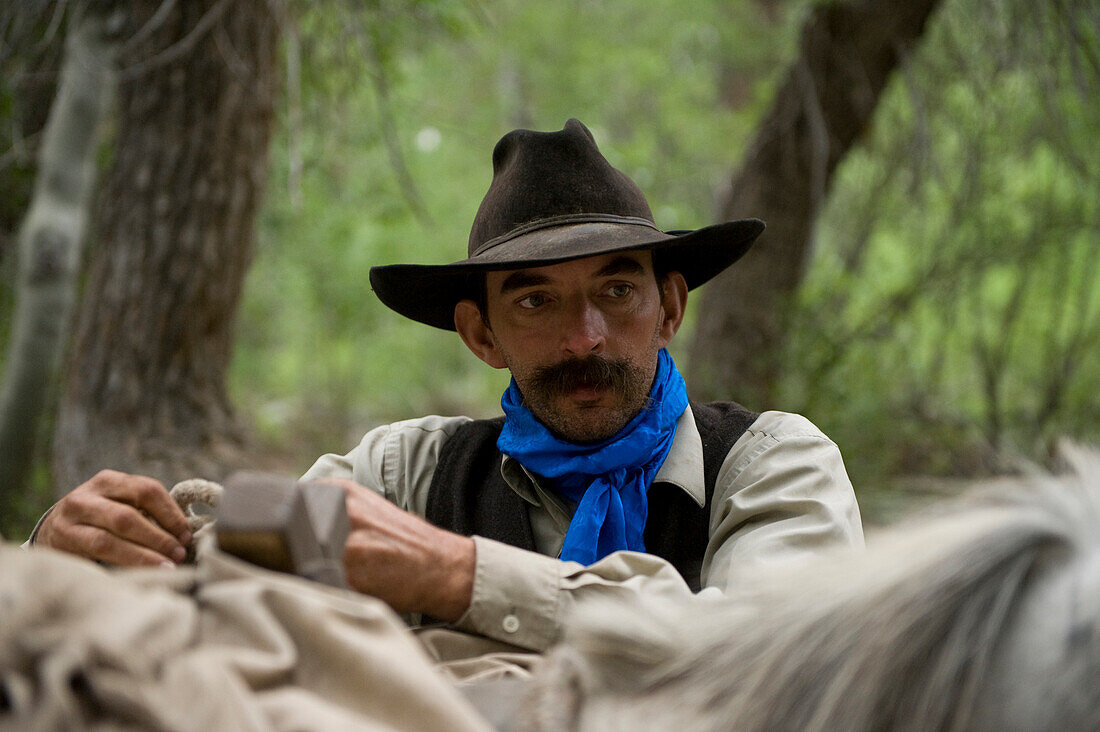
31,120,863,652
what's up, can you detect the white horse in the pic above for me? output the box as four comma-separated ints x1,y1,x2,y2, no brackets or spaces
7,448,1098,729
516,444,1100,731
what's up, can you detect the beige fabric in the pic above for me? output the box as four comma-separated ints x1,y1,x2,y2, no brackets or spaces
416,627,543,685
0,542,492,731
304,407,864,651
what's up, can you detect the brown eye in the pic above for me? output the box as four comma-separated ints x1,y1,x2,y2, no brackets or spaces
606,283,633,298
518,293,549,309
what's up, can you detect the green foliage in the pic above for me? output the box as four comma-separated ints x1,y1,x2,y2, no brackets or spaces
234,0,799,462
0,4,67,537
785,0,1100,490
234,0,1099,503
3,0,1095,523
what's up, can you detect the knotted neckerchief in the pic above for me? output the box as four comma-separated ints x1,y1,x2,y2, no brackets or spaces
497,348,689,565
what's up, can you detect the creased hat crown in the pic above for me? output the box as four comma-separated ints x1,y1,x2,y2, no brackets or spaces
468,119,654,256
367,118,764,331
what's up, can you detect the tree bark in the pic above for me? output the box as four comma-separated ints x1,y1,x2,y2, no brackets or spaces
0,4,66,259
688,0,943,406
53,0,279,492
0,6,117,516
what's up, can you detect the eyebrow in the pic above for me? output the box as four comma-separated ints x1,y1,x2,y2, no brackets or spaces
595,256,646,278
497,256,647,295
499,270,551,294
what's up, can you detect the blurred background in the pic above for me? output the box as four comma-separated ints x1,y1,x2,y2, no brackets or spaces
1,0,1097,538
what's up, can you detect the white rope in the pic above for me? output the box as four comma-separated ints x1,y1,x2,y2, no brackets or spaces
169,478,224,562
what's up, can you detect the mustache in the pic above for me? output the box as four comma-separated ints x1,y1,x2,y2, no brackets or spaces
528,355,635,398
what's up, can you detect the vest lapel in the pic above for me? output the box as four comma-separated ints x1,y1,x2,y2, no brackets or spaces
425,417,536,551
425,401,759,590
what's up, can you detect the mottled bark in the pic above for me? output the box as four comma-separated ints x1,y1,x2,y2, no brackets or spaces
688,0,943,406
53,0,278,492
0,7,117,516
0,5,65,258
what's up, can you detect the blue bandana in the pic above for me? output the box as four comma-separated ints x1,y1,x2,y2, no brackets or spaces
496,349,689,565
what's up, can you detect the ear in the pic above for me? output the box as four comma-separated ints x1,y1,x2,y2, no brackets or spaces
454,300,508,369
657,271,688,348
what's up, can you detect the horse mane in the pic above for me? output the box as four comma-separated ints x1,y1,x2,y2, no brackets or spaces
523,443,1100,732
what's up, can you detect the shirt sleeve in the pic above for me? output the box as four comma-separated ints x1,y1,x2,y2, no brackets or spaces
306,411,862,653
701,410,865,590
303,417,694,650
451,412,863,651
453,537,694,651
300,415,471,516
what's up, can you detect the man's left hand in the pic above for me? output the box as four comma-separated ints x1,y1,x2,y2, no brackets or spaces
325,479,475,622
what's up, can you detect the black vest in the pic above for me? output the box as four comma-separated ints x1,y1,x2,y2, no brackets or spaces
425,401,758,590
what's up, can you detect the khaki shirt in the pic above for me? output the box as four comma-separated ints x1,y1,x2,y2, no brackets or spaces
302,406,864,651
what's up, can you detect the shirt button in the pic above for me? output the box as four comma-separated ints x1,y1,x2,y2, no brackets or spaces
502,614,521,634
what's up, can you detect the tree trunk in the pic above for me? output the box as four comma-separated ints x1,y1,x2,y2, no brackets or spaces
0,5,67,260
0,6,117,518
53,0,279,492
688,0,943,406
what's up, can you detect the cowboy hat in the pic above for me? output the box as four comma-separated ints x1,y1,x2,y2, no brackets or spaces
369,119,764,330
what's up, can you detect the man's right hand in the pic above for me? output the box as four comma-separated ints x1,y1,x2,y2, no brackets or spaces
34,469,192,568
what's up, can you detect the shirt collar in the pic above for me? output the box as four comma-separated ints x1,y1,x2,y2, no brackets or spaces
654,404,705,506
499,403,705,508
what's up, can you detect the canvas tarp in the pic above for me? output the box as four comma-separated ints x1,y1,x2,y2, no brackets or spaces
0,542,501,730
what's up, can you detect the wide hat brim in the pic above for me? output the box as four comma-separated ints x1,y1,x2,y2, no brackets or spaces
369,216,764,331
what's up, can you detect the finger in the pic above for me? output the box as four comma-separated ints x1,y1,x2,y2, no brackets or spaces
313,478,378,517
57,523,179,569
95,471,192,543
313,477,362,497
66,494,187,562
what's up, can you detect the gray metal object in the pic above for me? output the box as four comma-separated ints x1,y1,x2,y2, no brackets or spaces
215,472,349,588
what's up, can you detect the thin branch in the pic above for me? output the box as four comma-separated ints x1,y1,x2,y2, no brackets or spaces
1036,222,1080,409
119,0,178,56
284,12,303,209
967,265,1003,450
29,0,67,54
118,0,230,80
0,6,16,50
0,129,42,172
214,20,249,80
354,13,432,225
897,41,941,189
1070,227,1100,330
1052,0,1100,85
794,55,830,215
802,144,989,400
1033,234,1100,432
0,2,45,64
463,0,494,29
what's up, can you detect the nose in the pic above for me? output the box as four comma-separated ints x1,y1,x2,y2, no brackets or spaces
560,298,605,357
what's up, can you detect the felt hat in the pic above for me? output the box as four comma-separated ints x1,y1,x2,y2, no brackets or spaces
369,119,764,330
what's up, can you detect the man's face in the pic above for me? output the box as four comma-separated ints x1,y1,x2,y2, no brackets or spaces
458,252,685,443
